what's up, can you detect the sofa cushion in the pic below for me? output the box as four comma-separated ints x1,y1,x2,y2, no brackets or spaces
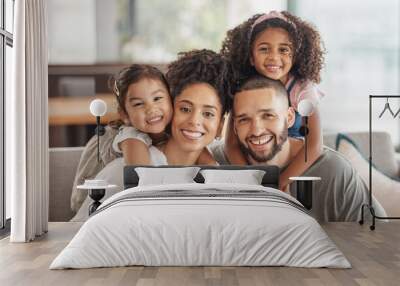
324,131,399,178
49,147,83,221
337,136,400,216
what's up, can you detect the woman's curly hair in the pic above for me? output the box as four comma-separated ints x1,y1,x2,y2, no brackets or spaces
220,11,325,89
166,49,231,115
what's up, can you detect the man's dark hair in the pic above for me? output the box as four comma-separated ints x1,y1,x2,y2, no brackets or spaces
235,75,289,107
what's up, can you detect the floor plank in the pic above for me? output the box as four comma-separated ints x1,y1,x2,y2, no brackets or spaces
0,222,400,286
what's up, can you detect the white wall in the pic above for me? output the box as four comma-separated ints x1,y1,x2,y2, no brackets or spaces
95,0,119,62
226,0,286,29
48,0,97,63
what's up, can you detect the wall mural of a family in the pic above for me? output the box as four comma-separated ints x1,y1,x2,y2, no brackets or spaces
70,11,386,222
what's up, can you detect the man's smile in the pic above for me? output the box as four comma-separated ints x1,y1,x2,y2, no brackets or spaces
247,135,274,150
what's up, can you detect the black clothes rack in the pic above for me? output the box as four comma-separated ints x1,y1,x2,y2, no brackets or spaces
359,95,400,230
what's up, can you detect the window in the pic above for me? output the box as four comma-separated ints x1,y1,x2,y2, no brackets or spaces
291,0,400,144
1,0,14,232
47,0,286,64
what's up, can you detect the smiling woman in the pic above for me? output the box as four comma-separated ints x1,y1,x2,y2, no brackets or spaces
160,49,231,165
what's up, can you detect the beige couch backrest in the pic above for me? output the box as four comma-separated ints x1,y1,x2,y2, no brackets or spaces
323,131,398,178
49,147,84,221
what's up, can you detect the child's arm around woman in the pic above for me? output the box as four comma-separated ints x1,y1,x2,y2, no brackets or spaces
113,125,153,165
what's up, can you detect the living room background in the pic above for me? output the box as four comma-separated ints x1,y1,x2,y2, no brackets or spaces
46,0,400,148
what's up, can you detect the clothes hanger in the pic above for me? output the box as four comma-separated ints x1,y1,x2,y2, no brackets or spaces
378,97,395,118
393,106,400,118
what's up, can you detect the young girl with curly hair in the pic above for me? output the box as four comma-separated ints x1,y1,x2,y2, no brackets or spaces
220,10,325,190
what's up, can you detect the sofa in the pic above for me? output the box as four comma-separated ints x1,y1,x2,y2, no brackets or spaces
49,131,400,221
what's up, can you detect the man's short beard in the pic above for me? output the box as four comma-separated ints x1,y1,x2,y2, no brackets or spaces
239,124,288,163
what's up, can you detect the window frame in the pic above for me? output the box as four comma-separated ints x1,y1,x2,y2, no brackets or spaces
0,0,13,232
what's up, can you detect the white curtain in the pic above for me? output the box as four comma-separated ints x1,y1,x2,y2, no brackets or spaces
7,0,49,242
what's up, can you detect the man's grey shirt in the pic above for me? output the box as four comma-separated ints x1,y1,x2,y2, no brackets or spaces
208,140,386,222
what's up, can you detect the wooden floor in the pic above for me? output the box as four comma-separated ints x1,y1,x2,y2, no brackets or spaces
0,222,399,286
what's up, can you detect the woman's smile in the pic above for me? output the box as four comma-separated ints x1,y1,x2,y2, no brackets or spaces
181,129,205,140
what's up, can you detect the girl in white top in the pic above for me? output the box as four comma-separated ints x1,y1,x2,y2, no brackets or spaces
110,64,173,165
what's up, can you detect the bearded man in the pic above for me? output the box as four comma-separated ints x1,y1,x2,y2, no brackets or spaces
210,76,385,222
